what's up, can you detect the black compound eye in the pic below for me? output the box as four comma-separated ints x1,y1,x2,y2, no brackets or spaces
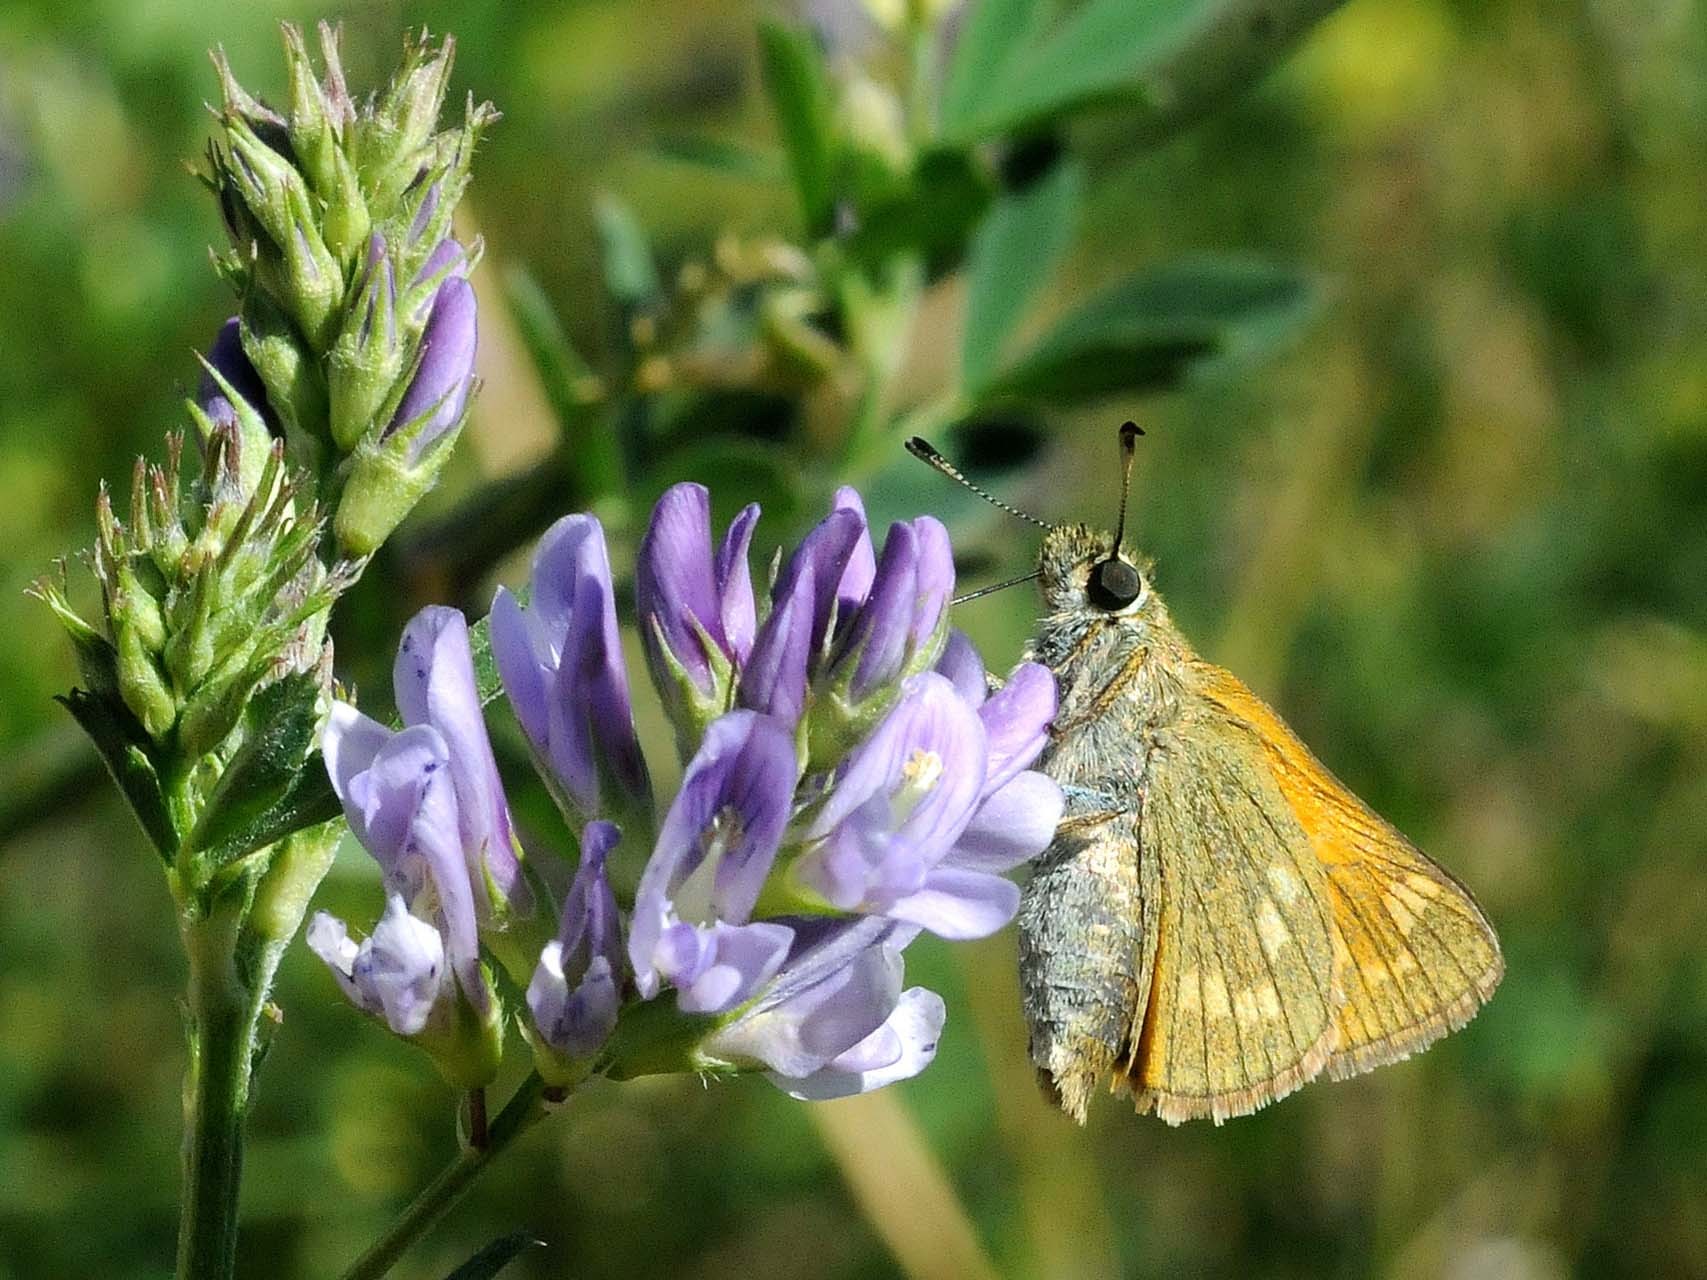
1087,558,1143,611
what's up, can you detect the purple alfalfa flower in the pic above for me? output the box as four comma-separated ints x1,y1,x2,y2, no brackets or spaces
794,654,1063,941
793,671,986,931
392,605,531,920
628,710,800,1015
386,273,477,461
491,514,651,825
825,514,954,705
921,643,1063,929
528,821,625,1074
636,483,759,746
735,496,870,726
310,711,500,1083
702,917,946,1100
196,317,273,432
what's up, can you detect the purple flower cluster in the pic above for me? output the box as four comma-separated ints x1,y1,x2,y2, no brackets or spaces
311,484,1061,1099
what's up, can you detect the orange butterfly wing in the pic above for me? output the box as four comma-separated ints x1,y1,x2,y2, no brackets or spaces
1193,663,1504,1077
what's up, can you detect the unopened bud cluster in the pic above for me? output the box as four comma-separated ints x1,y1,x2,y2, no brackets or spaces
202,23,493,555
34,427,345,794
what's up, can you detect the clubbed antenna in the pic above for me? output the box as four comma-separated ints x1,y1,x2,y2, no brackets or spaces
904,437,1051,530
1110,421,1143,553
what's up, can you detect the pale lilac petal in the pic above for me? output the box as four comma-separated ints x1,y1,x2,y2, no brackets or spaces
831,487,876,617
353,893,449,1036
885,867,1021,939
306,912,366,1008
772,987,946,1100
934,630,987,707
947,771,1063,873
488,585,548,747
637,482,723,693
704,933,901,1076
846,521,918,697
674,920,795,1014
978,662,1056,797
392,605,525,914
738,559,815,725
338,722,448,881
715,503,761,663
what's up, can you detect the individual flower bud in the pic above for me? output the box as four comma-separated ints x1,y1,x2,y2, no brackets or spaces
491,515,651,829
333,275,477,556
191,318,274,495
320,145,372,270
115,617,176,740
196,318,273,434
807,515,953,765
527,821,625,1083
635,484,759,756
328,236,407,452
221,118,342,351
735,502,867,728
402,235,471,325
628,711,799,1014
281,21,339,196
238,289,328,451
360,32,457,207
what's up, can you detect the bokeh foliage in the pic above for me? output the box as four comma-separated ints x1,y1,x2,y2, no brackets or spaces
3,0,1706,1277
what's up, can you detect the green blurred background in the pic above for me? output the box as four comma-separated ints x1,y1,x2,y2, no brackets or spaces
4,0,1706,1277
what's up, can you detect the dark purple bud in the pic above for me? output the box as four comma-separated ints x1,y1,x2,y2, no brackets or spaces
386,275,477,460
197,318,273,431
636,485,759,735
528,821,625,1061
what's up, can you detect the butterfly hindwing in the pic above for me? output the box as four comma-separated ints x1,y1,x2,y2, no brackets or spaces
1127,710,1340,1124
1193,664,1504,1079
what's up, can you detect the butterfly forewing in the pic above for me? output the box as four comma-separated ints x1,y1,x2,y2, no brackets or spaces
1130,716,1339,1123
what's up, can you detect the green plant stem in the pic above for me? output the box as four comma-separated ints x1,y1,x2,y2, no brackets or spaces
177,900,260,1280
339,1072,551,1280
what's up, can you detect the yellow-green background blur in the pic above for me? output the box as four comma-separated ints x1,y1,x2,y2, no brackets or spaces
3,1,1705,1277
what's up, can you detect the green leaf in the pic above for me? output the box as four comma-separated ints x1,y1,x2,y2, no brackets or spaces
593,194,661,307
188,672,323,859
441,1233,545,1280
942,0,1044,132
979,255,1315,404
944,0,1347,143
845,148,993,268
757,20,837,233
197,762,341,870
962,158,1083,395
58,690,176,860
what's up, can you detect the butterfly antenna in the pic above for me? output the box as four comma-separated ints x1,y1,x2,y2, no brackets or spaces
905,437,1051,530
952,569,1043,606
1110,421,1144,552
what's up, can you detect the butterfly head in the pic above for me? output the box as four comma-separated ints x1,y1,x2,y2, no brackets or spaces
1037,523,1154,617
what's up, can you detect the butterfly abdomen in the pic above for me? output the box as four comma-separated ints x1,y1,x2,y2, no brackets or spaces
1018,799,1153,1123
